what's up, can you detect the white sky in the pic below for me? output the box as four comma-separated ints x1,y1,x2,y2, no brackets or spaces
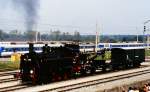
0,0,150,35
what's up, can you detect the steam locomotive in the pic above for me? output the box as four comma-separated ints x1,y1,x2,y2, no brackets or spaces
15,43,145,84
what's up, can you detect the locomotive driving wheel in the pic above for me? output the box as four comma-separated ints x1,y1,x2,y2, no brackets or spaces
52,72,56,81
63,73,68,80
52,72,62,81
30,68,37,84
63,71,71,80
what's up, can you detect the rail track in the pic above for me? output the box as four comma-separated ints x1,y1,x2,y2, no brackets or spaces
0,83,30,92
0,70,18,82
0,72,16,77
0,62,149,92
13,66,150,92
0,69,22,91
0,68,17,72
0,69,32,92
0,77,19,84
39,69,150,92
0,70,18,75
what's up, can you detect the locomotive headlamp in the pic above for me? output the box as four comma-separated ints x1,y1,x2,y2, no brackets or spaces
30,70,33,74
135,56,139,58
28,59,31,61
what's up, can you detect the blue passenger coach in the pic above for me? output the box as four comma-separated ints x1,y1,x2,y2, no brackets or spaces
0,42,148,57
98,43,146,49
0,44,63,57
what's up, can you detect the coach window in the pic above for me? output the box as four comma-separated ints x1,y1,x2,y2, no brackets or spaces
23,48,26,51
16,48,19,51
20,48,24,51
80,46,83,49
4,48,7,52
18,48,21,51
9,48,13,52
5,48,10,52
15,48,18,51
25,48,28,51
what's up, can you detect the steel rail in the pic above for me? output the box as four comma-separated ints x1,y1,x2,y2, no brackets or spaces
0,78,20,83
40,69,150,92
0,84,30,92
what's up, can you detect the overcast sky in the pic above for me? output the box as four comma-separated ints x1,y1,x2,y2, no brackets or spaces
0,0,150,35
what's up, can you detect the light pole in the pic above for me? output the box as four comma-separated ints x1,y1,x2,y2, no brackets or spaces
136,27,139,43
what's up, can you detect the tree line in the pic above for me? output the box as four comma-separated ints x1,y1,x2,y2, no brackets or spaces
0,29,144,43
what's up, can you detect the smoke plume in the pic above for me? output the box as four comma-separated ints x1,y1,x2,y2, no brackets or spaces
12,0,40,31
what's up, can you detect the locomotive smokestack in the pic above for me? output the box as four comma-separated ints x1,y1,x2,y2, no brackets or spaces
29,43,34,53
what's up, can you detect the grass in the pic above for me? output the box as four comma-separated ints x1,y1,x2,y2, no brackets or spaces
0,61,20,70
145,50,150,56
95,51,111,60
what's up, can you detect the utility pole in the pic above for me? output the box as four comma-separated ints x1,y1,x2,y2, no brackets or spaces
35,31,38,43
136,34,138,42
136,27,138,43
144,20,150,49
95,31,98,52
95,21,99,53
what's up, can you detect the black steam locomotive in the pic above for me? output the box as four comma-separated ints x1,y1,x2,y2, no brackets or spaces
15,43,145,84
16,43,97,84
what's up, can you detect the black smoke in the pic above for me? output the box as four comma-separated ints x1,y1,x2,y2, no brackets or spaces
11,0,40,31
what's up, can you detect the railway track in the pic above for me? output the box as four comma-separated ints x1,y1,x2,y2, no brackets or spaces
0,83,30,92
14,66,150,92
0,69,22,90
0,77,19,84
40,69,150,92
0,70,18,82
0,70,18,75
0,69,32,92
0,62,148,92
0,68,17,72
0,72,16,78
